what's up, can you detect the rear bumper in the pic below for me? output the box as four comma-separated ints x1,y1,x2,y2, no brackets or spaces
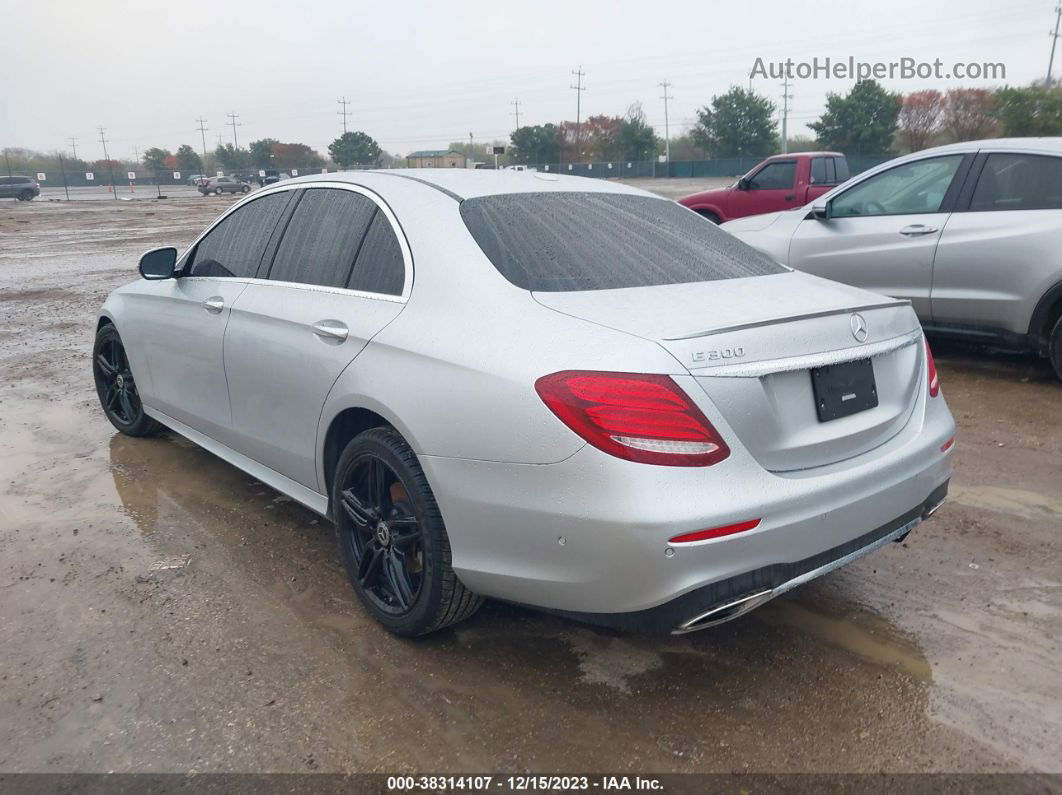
421,385,953,618
549,481,947,634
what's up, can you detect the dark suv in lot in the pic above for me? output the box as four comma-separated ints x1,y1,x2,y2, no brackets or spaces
1,176,41,201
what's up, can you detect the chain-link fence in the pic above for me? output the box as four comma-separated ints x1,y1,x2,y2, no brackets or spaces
519,155,894,179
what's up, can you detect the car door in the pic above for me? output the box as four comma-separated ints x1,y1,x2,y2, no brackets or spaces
125,191,293,442
0,177,12,198
223,185,410,490
930,151,1062,336
728,159,800,217
786,154,969,320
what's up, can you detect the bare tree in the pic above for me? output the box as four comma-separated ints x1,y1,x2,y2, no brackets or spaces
943,88,997,142
898,90,944,152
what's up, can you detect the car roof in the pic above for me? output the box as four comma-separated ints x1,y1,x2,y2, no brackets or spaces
904,137,1062,156
280,168,656,201
765,151,844,159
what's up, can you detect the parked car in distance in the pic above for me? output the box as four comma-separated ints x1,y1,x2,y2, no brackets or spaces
187,174,208,186
95,170,955,637
198,176,252,196
0,175,41,201
679,152,850,223
257,169,291,186
723,138,1062,380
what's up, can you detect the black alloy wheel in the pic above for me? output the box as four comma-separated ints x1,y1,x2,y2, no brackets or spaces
332,427,482,635
92,325,161,436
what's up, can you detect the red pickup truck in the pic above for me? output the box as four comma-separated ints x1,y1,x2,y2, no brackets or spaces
678,152,850,223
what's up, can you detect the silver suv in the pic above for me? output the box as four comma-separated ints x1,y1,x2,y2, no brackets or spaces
723,138,1062,380
0,176,40,201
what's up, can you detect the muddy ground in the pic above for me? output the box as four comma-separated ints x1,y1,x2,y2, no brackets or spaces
0,194,1059,775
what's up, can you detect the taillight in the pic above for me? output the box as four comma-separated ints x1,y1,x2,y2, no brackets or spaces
925,336,940,397
534,371,730,467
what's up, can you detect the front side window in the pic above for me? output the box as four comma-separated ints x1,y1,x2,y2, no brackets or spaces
830,155,963,218
969,153,1062,212
461,193,785,292
747,161,796,190
186,192,290,278
267,188,377,289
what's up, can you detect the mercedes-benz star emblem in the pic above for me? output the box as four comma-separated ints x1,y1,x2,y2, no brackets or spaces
375,521,391,546
850,313,869,343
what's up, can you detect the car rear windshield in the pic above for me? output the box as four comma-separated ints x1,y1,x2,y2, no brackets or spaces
460,192,785,292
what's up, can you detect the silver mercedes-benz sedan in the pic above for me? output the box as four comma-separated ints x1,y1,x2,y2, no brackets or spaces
94,170,955,636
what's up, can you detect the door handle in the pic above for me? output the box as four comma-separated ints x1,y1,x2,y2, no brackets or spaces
898,224,939,237
203,296,225,313
312,320,349,341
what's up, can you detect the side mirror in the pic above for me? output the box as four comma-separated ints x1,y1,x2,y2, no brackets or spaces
737,177,750,190
139,247,178,280
811,200,831,221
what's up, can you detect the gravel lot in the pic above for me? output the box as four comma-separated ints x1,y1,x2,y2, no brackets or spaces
0,190,1059,775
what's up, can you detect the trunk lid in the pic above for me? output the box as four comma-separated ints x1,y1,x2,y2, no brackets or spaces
533,271,924,472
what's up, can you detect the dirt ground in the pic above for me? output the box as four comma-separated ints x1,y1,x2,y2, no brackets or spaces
0,192,1059,776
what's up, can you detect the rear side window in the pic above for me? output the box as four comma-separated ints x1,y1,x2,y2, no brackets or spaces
969,153,1062,212
834,157,850,182
460,193,785,292
748,161,796,190
187,192,289,278
348,211,405,296
268,188,377,288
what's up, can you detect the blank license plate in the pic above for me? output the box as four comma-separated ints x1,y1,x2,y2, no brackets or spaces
811,359,878,422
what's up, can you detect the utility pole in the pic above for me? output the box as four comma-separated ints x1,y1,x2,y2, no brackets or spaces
780,74,793,154
227,111,241,149
98,127,116,200
570,66,586,161
196,117,209,173
132,145,139,167
659,80,673,164
511,98,522,131
68,136,79,160
1049,4,1062,84
337,96,351,134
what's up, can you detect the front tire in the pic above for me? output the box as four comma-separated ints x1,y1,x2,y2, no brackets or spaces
92,325,162,436
1049,314,1062,381
241,185,250,193
332,427,482,636
18,190,34,201
696,210,721,224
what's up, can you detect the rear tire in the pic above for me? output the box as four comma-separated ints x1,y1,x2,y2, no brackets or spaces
213,187,222,196
18,190,34,202
92,325,162,437
241,185,250,193
1049,314,1062,381
332,427,482,636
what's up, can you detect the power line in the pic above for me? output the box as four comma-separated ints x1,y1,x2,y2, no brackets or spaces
1050,4,1061,84
338,96,351,134
570,66,586,160
227,111,241,148
511,98,521,131
68,136,78,160
195,117,209,172
780,74,793,153
659,80,673,164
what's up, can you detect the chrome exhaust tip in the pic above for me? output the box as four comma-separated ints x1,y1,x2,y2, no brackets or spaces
672,589,773,634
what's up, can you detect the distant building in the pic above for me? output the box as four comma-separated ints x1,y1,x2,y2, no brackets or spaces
406,150,466,168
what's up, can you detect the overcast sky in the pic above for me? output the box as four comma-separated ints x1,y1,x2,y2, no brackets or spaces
1,0,1057,160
